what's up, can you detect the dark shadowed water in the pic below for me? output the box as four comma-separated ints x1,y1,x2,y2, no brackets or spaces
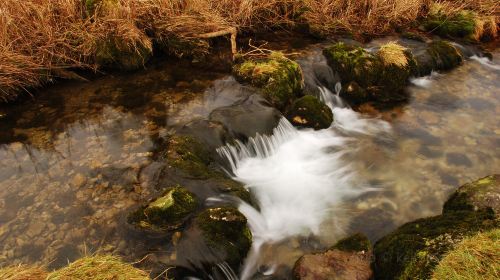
0,45,498,279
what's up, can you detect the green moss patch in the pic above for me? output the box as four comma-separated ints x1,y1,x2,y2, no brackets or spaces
426,41,463,71
196,206,252,267
47,255,149,280
286,95,333,130
424,9,476,39
233,52,304,110
128,186,197,232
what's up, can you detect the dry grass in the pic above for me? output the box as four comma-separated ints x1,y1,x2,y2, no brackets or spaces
0,264,48,280
0,0,498,102
432,228,500,280
378,42,409,67
47,255,149,280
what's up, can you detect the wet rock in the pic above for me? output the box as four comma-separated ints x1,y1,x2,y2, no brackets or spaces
179,119,230,150
443,174,500,217
164,135,213,179
209,94,282,139
233,52,304,110
127,186,197,233
195,206,252,267
425,41,463,71
286,96,333,130
323,42,415,105
293,233,373,280
373,175,499,280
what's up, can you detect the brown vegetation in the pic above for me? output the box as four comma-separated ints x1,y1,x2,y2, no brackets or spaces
0,0,498,102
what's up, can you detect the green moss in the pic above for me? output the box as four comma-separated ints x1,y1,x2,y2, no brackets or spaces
95,37,152,71
332,233,371,252
233,52,303,110
166,135,213,179
443,174,499,217
424,9,476,39
373,210,497,280
426,41,463,71
286,95,333,130
214,176,252,204
196,206,252,267
128,186,197,232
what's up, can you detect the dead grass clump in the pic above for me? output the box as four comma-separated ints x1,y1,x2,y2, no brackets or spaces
378,42,409,67
0,264,48,280
47,255,149,280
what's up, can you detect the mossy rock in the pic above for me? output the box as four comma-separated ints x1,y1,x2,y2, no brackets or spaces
423,8,476,39
286,95,333,130
127,186,197,232
332,233,371,252
323,42,415,104
95,36,152,71
443,174,500,217
426,41,463,71
165,135,213,179
214,176,252,205
233,52,304,110
323,42,381,90
195,206,252,267
401,32,427,43
432,228,500,280
47,255,149,280
158,36,210,61
373,210,497,279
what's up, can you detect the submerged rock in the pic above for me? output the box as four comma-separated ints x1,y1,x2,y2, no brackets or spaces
293,233,373,280
287,95,333,130
195,206,252,267
165,135,213,179
127,186,197,233
373,175,499,280
233,52,304,110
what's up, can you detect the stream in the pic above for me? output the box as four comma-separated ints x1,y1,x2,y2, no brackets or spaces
0,42,499,279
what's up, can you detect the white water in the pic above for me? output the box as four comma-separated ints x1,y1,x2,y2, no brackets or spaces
410,71,442,88
470,55,500,71
217,86,390,279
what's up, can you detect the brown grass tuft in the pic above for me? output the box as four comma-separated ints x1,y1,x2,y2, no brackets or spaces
0,264,48,280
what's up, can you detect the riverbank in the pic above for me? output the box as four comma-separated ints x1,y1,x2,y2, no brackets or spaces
1,0,498,102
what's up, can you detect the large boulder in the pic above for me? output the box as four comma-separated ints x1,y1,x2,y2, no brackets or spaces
195,206,252,268
286,95,333,130
373,175,499,280
293,233,373,280
127,186,197,233
233,52,304,110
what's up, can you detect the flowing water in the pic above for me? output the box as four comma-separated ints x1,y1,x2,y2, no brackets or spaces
0,44,499,279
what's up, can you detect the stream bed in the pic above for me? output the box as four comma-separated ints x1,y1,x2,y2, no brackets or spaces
0,43,498,279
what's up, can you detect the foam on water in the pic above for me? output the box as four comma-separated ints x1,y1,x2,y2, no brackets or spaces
470,55,500,71
410,71,442,88
217,86,390,279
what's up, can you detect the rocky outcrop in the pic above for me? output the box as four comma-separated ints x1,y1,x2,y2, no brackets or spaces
286,95,333,130
373,175,499,280
293,233,373,280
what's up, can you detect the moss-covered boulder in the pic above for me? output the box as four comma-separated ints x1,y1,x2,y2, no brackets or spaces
373,174,500,280
432,228,500,279
95,36,152,71
165,135,213,179
195,206,252,267
323,42,415,105
426,41,463,71
127,186,197,232
293,233,373,280
233,52,304,110
443,174,500,218
287,95,333,130
47,255,149,280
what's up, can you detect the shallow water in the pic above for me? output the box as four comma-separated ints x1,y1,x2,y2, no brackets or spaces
0,45,499,279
